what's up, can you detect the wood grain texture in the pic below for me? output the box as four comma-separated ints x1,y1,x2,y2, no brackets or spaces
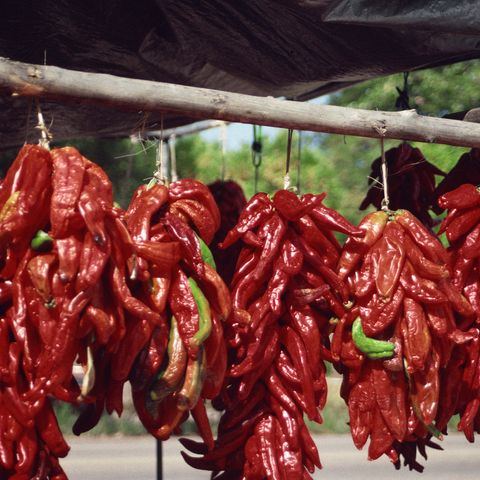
1,57,480,148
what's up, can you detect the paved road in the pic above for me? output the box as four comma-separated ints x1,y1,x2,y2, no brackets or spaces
61,433,480,479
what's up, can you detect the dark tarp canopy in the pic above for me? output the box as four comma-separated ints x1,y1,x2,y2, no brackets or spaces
0,0,479,149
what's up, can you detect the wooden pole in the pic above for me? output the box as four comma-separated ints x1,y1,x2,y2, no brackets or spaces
1,57,480,148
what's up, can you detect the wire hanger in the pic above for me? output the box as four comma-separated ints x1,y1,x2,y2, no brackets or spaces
34,99,52,149
284,129,293,190
296,130,302,195
169,134,178,182
251,125,262,193
395,72,411,111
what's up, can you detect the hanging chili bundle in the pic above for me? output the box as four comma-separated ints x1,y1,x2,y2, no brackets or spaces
435,183,480,442
181,189,364,479
120,178,231,445
360,143,445,227
335,208,476,471
0,142,231,478
0,144,73,479
208,180,247,285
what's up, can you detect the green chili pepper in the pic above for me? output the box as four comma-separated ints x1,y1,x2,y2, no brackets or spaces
150,317,187,402
0,191,20,221
31,230,53,251
188,277,212,348
80,345,95,398
197,236,216,270
177,347,206,411
352,317,395,359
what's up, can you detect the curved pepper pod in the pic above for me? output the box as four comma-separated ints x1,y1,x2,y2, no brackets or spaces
438,183,480,211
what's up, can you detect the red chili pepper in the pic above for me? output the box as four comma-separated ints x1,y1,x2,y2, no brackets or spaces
77,189,108,247
424,304,448,336
273,415,303,480
163,212,205,278
50,147,85,237
110,265,161,324
452,253,474,289
438,183,480,210
130,324,168,392
395,209,449,264
0,409,14,469
220,193,273,249
399,261,448,304
197,263,231,321
272,190,318,221
438,278,474,317
0,146,52,245
191,400,215,451
282,327,318,420
293,215,338,267
368,406,394,460
403,233,450,281
363,287,404,336
168,179,221,231
27,253,56,306
347,366,375,449
75,232,110,292
371,363,407,441
14,427,38,475
238,329,279,401
310,204,365,237
401,297,432,373
133,240,181,271
220,384,267,431
201,313,226,400
460,222,480,259
36,399,70,458
300,422,322,470
255,415,282,480
410,351,440,426
55,234,83,283
375,221,405,300
126,184,169,241
353,246,378,298
168,267,201,359
250,213,287,281
445,206,480,243
288,304,322,378
170,198,218,245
